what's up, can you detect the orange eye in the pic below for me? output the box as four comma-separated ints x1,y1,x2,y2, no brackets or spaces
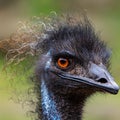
57,58,69,69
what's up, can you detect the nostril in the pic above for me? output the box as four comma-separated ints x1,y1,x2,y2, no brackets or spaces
97,78,108,83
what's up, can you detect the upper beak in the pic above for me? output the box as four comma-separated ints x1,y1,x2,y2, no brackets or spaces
55,63,119,94
88,63,119,94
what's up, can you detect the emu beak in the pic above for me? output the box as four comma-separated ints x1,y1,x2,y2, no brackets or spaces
56,63,119,94
88,63,119,94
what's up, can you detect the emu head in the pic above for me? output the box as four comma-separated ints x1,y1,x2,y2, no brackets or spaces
36,18,119,97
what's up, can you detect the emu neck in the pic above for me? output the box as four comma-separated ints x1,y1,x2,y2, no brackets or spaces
41,80,87,120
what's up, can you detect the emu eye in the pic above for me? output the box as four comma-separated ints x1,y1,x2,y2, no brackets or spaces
57,58,70,69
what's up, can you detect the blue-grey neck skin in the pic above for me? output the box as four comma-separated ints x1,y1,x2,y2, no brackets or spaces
41,51,61,120
41,79,61,120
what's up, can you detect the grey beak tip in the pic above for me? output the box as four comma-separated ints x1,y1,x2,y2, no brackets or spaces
110,85,119,95
113,89,119,95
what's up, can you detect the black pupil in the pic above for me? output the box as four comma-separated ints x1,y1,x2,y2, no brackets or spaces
60,58,67,64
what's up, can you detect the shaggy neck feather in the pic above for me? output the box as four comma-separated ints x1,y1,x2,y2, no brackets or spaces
41,79,86,120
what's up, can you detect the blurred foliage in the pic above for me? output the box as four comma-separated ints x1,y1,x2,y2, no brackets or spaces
25,0,59,15
0,0,120,120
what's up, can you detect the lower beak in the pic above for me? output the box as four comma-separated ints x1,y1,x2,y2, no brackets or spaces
55,63,119,94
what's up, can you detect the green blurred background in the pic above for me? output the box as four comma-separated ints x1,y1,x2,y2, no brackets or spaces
0,0,120,120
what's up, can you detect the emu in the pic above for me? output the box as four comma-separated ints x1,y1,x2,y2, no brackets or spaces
35,16,119,120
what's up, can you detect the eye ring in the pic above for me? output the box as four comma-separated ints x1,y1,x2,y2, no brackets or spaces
57,58,70,69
